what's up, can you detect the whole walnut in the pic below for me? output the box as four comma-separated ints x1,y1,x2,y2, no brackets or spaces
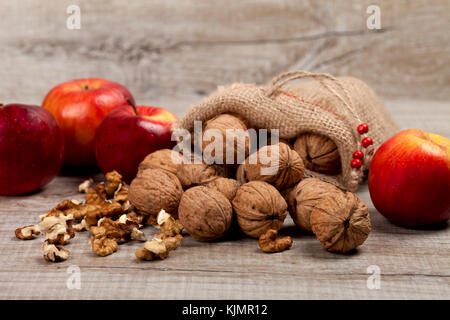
242,142,304,189
176,162,229,189
310,191,371,253
235,163,247,185
204,177,241,201
202,113,250,164
178,186,233,241
129,168,183,216
138,149,183,176
232,181,288,238
293,133,341,174
289,178,342,232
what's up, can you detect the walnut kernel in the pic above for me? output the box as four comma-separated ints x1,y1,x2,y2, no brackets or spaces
15,225,41,240
258,229,293,253
42,241,70,262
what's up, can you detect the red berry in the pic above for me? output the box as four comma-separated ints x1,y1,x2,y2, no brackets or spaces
353,150,364,159
351,159,362,169
361,137,373,148
357,123,369,134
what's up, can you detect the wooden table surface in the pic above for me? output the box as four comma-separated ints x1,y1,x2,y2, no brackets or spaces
1,99,449,300
0,0,449,300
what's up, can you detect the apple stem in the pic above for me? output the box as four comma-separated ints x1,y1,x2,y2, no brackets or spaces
127,98,139,116
0,102,3,107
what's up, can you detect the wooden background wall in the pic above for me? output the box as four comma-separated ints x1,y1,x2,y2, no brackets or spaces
1,0,449,121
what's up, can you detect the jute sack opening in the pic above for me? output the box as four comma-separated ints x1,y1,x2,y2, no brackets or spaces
172,70,400,192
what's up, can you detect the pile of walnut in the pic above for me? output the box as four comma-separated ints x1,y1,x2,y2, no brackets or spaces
15,170,184,262
15,113,371,261
129,113,371,255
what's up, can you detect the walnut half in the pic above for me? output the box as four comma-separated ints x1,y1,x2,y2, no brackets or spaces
42,241,70,262
135,234,183,261
15,225,41,240
258,229,292,253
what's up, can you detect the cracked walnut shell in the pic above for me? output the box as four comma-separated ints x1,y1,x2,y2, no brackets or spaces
129,168,183,216
178,186,233,241
310,191,371,253
289,178,342,232
242,142,304,189
293,133,341,174
232,181,288,238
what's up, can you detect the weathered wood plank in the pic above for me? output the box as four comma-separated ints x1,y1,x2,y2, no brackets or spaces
0,0,449,116
0,0,449,299
1,98,449,299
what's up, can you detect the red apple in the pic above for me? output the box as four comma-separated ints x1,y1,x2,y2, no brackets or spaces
94,104,177,183
42,78,135,167
368,129,450,227
0,103,64,195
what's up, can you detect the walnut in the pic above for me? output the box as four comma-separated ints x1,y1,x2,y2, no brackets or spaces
105,170,123,196
138,149,183,176
129,168,183,216
84,202,123,226
293,133,341,174
135,234,183,261
236,163,248,184
117,214,146,241
232,181,287,238
125,211,145,227
178,186,233,241
113,183,129,205
90,216,142,246
157,210,184,237
131,228,146,241
310,191,371,253
201,113,250,164
242,142,304,189
42,241,70,262
258,229,293,253
73,218,89,232
40,213,75,245
204,177,241,201
289,178,342,232
85,182,108,204
78,178,94,193
15,225,41,240
46,199,86,221
176,162,229,189
90,233,119,257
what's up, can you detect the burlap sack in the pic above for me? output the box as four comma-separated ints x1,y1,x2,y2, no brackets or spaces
172,71,400,192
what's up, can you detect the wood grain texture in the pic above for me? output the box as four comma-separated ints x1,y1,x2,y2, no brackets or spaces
0,0,449,300
0,0,449,116
0,99,449,300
